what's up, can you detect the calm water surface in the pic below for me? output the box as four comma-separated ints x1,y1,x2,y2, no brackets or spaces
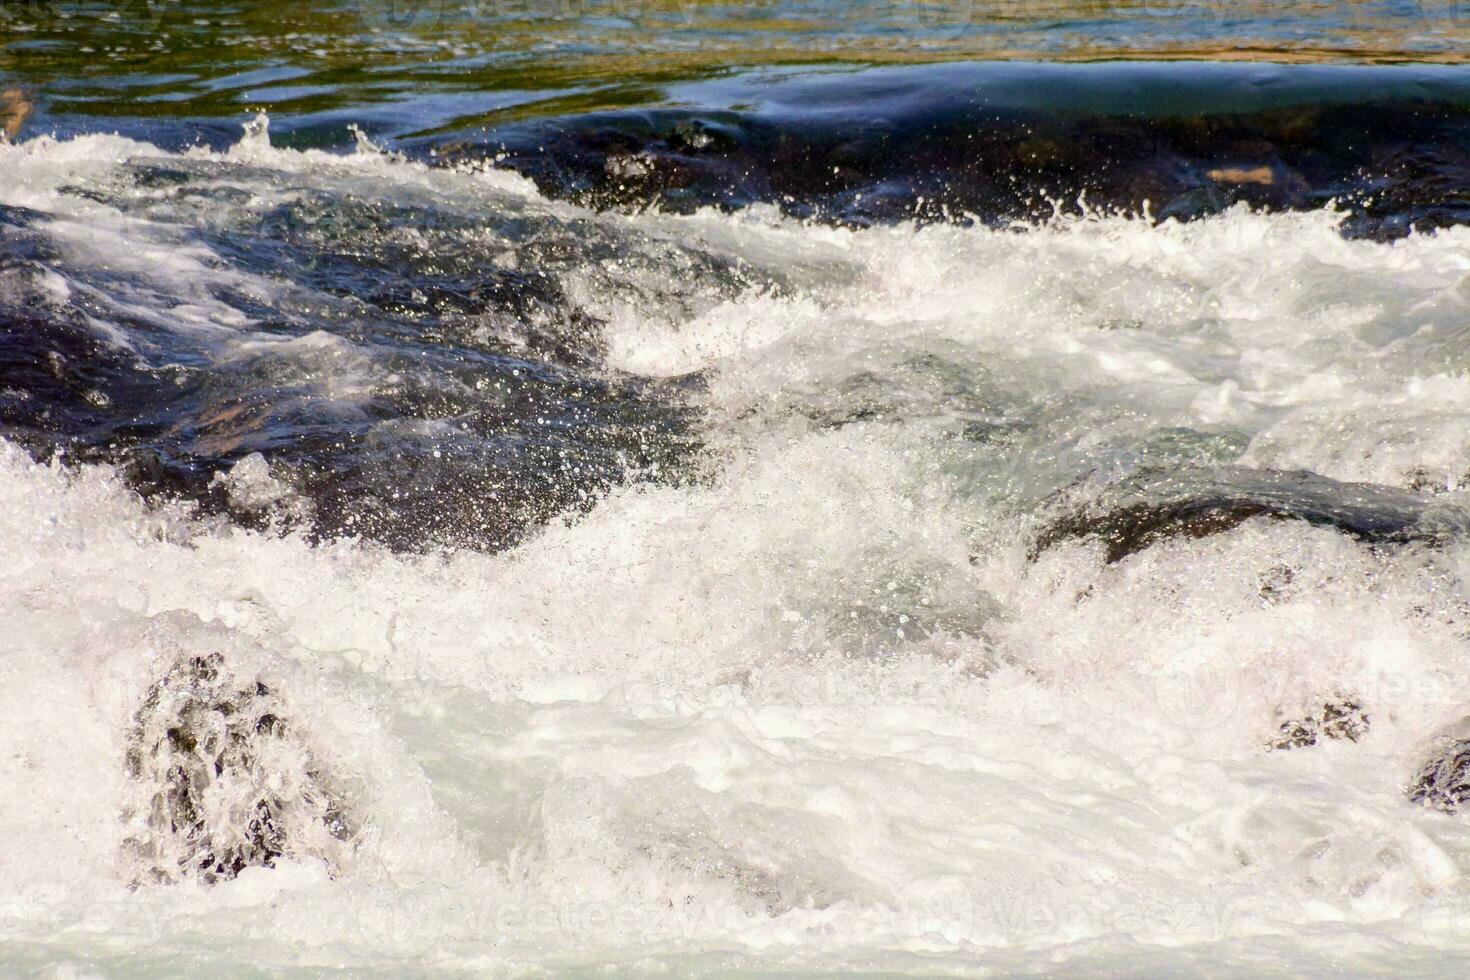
3,0,1468,140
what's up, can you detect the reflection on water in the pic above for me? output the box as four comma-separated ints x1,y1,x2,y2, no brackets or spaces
1,0,1467,135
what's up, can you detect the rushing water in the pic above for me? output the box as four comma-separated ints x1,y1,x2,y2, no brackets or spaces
9,3,1470,977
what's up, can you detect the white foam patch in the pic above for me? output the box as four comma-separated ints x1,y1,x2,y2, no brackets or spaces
7,122,1470,974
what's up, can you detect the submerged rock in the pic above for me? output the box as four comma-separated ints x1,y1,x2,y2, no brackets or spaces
0,88,30,142
1207,165,1276,186
1269,700,1370,751
0,163,708,555
428,66,1470,239
1032,466,1470,564
122,652,355,885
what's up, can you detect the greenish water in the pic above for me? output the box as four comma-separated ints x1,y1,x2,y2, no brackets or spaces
2,0,1467,138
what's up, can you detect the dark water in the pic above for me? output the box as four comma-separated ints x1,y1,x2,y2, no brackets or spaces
5,1,1470,552
446,61,1470,235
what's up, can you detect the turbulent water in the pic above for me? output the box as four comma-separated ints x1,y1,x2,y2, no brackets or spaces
10,11,1470,975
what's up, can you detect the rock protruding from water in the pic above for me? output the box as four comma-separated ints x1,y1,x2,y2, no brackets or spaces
1269,700,1370,751
1410,737,1470,813
1032,467,1470,564
122,652,354,885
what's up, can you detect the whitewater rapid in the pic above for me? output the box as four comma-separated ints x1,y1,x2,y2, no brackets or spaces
7,122,1470,975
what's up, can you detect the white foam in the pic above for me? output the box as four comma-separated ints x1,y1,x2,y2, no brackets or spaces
6,123,1470,974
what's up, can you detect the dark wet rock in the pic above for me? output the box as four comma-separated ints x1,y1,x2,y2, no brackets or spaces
1032,467,1470,564
0,163,714,553
1269,700,1370,751
122,652,354,885
1410,737,1470,813
427,66,1470,239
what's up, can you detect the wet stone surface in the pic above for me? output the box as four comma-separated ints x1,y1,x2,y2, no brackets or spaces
1032,467,1470,564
